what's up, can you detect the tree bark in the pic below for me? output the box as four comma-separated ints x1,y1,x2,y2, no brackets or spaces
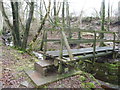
100,0,106,47
54,0,57,27
32,0,51,43
0,2,13,30
22,2,34,49
118,1,120,53
11,2,21,47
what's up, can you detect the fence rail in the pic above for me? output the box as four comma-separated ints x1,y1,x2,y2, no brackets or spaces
41,28,119,61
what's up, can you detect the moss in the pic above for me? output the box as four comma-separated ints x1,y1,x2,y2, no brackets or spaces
79,76,86,81
18,50,24,54
85,82,96,88
43,85,48,88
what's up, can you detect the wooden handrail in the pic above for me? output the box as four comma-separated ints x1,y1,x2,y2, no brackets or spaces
44,28,118,34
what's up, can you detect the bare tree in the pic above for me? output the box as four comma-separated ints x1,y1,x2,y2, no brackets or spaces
32,0,51,43
22,2,34,49
118,1,120,53
11,2,21,47
100,0,106,46
1,1,34,49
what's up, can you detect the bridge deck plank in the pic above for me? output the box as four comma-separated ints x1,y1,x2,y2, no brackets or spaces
46,47,117,57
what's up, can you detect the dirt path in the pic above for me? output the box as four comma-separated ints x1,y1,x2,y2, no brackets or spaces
0,41,37,88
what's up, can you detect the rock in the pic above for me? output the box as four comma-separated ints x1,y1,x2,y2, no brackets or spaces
20,81,29,88
0,62,2,78
0,81,2,90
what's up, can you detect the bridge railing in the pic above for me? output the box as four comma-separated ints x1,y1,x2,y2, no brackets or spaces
42,28,119,60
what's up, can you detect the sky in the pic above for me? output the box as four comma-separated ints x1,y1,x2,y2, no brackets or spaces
0,0,119,30
1,0,120,17
67,0,120,16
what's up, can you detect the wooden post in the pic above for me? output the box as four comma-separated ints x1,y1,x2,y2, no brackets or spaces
40,30,45,51
78,32,81,39
59,1,65,59
59,31,63,59
61,30,74,60
58,1,65,74
113,32,116,59
113,32,115,51
93,31,96,63
43,30,47,60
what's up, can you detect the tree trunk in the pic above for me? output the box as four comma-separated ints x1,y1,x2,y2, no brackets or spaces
11,2,21,47
118,1,120,53
100,0,106,47
0,10,3,31
40,0,43,21
54,0,57,27
107,1,110,31
0,2,13,30
32,0,51,43
22,2,34,49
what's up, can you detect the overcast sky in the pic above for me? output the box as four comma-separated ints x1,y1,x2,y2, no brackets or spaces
1,0,120,16
67,0,120,16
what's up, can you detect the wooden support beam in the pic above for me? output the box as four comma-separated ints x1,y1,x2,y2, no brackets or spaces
93,32,96,62
46,39,114,43
63,51,113,63
43,30,47,59
44,28,117,34
61,30,74,60
113,32,116,59
59,32,63,59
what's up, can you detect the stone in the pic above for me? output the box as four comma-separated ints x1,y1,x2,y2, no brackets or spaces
25,70,82,87
20,81,29,88
0,81,2,90
0,62,2,79
34,60,54,76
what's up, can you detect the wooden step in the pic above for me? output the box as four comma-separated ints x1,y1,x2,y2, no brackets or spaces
34,60,54,76
25,70,82,87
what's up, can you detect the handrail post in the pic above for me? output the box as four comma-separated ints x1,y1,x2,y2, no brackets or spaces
43,30,47,60
113,32,116,51
113,32,116,59
93,31,96,63
61,30,74,60
59,30,63,59
78,31,81,40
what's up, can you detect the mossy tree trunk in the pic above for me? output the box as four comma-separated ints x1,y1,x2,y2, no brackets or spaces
40,0,43,21
31,0,51,44
1,1,34,49
100,0,106,47
66,1,71,39
107,1,110,31
118,1,120,53
11,2,21,47
54,0,57,27
22,2,34,49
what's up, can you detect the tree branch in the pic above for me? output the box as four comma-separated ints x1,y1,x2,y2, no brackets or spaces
0,2,13,30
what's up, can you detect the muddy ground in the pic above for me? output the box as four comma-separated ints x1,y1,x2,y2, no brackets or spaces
0,36,102,88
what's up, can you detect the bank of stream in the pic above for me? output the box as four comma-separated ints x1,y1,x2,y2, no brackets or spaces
77,56,120,89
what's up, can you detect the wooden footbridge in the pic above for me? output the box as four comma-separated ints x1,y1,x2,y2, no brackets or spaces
25,28,119,87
